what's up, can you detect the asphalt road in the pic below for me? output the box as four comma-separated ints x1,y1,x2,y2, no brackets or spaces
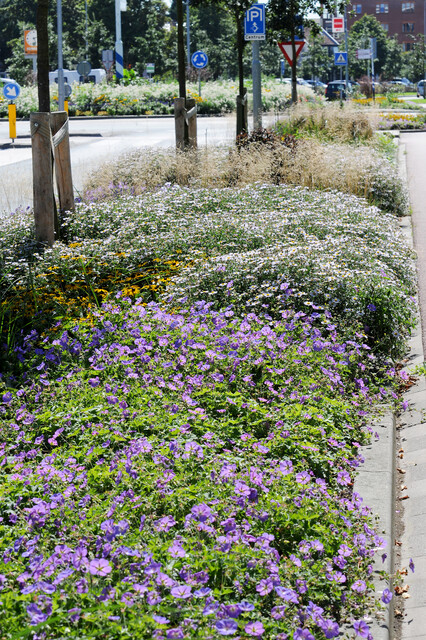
0,114,276,215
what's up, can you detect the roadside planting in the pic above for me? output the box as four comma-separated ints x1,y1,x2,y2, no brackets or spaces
0,181,416,638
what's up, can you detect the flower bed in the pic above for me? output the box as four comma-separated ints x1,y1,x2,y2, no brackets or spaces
0,182,415,638
0,80,320,119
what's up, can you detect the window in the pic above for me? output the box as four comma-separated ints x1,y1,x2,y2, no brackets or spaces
382,22,389,30
402,22,415,31
376,3,388,11
403,41,414,50
402,1,415,11
352,3,362,12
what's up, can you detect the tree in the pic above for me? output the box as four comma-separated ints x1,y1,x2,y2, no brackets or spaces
37,0,50,111
299,33,333,82
401,34,425,82
347,15,402,81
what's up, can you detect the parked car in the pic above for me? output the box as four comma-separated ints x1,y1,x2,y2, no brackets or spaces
393,77,415,91
417,80,426,97
304,79,327,90
325,80,353,100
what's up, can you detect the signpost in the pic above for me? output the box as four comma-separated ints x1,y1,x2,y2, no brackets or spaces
245,4,265,130
191,51,208,96
332,16,344,33
356,48,372,59
24,29,37,73
277,41,305,67
2,82,20,101
3,82,20,142
334,52,348,101
77,60,92,81
102,50,114,71
244,3,265,40
334,51,348,65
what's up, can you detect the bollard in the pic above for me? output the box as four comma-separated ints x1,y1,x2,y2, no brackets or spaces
64,99,69,115
30,112,55,246
8,103,16,142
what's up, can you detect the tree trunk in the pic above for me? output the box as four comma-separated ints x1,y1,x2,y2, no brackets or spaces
176,0,186,98
36,0,50,112
290,16,298,104
236,14,244,98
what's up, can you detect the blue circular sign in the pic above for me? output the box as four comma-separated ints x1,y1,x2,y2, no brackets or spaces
2,81,20,100
191,51,208,69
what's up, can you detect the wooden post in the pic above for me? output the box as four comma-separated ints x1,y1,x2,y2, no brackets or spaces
174,97,185,150
30,112,55,246
186,98,197,149
50,111,74,217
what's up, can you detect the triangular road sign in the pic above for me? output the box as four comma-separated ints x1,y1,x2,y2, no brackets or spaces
277,41,305,67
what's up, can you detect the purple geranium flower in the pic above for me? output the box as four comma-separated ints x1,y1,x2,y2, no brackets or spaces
87,558,112,576
275,587,298,603
409,558,415,573
320,620,340,638
215,619,238,636
245,621,265,636
351,580,367,593
337,470,351,485
381,588,393,604
294,628,315,640
166,628,184,639
26,603,51,625
353,619,370,638
295,471,311,485
171,585,192,599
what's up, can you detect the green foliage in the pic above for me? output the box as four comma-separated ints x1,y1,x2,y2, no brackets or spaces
348,15,403,81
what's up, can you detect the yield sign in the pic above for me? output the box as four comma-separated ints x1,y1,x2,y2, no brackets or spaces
277,41,305,67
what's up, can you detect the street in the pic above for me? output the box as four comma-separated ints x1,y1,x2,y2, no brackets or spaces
0,114,276,215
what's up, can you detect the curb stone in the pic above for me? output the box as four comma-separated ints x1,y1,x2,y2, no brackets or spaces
351,132,414,640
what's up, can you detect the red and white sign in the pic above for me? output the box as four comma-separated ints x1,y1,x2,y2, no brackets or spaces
277,41,305,67
332,17,345,33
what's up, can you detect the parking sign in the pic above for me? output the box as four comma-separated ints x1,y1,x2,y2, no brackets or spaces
244,4,266,41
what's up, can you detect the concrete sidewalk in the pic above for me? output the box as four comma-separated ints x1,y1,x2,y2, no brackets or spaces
397,131,426,639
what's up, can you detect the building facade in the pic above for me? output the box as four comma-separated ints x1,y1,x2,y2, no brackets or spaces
346,0,425,50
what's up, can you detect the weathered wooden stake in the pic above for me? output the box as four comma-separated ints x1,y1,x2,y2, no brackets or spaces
174,97,197,150
30,112,55,246
186,98,197,149
50,111,74,216
174,97,186,150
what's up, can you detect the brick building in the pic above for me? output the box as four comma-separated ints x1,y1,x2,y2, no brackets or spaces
346,0,425,50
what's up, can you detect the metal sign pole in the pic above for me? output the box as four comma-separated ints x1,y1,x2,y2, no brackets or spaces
252,40,262,130
115,0,124,80
344,5,349,87
57,0,65,111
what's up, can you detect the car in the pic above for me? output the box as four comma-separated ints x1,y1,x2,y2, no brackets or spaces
393,77,415,91
304,79,327,90
417,80,426,97
325,80,353,100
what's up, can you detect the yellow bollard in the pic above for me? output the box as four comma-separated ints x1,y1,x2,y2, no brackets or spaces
64,99,69,115
8,102,16,141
